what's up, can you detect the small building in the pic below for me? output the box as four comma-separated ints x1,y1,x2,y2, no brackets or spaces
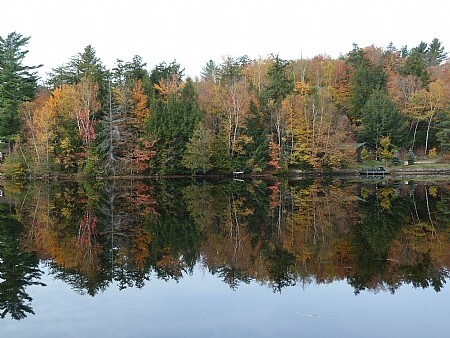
355,142,377,162
0,141,11,163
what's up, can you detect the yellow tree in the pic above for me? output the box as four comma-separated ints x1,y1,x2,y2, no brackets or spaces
126,79,155,175
51,85,79,171
282,75,354,169
407,79,450,155
19,90,52,171
131,79,150,129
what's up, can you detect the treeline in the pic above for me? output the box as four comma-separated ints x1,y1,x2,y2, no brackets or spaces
1,32,450,176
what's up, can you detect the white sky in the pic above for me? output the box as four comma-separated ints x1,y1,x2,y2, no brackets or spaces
1,0,449,81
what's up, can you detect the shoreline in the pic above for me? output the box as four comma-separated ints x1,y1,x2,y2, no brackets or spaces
1,166,449,181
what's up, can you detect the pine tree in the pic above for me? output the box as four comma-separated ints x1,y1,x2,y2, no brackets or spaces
426,38,448,66
0,32,40,139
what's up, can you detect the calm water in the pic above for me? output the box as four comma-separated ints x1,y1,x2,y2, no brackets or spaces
1,178,449,337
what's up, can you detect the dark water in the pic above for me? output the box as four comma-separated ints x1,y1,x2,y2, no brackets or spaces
1,178,449,337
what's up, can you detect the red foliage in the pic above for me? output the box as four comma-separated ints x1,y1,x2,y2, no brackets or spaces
269,181,281,209
131,182,157,215
130,138,157,174
268,141,281,170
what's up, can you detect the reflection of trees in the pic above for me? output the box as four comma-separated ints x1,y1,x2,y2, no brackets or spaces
2,179,450,299
267,247,296,292
149,181,202,281
349,186,413,293
399,252,449,292
349,183,450,294
0,204,45,320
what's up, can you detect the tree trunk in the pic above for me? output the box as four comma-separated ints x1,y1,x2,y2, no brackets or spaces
412,120,418,151
425,114,433,156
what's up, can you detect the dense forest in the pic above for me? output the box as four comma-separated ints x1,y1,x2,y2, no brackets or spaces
0,32,449,177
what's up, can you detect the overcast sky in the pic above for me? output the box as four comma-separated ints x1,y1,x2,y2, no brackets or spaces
1,0,449,81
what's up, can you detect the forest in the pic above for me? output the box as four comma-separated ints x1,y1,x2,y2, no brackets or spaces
0,32,449,177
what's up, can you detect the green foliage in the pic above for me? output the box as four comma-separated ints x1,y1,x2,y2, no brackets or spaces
182,122,214,174
435,112,450,151
149,60,183,97
260,55,294,108
216,55,249,84
201,60,218,82
244,101,269,171
0,32,40,138
0,204,45,320
360,147,369,162
426,38,448,66
3,37,449,178
148,78,202,173
47,45,109,108
400,49,430,86
359,90,408,147
210,135,234,173
346,45,387,120
114,55,149,83
398,39,447,85
377,136,394,161
47,45,107,87
81,149,105,178
1,151,28,178
112,55,152,94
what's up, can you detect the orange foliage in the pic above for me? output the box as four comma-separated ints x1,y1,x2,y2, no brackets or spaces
132,80,150,127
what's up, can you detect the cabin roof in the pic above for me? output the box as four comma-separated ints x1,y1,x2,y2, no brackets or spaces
356,142,376,150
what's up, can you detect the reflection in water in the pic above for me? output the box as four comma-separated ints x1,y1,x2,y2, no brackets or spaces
0,203,45,320
0,179,449,320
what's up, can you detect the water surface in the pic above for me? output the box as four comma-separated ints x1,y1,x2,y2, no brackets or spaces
1,179,449,337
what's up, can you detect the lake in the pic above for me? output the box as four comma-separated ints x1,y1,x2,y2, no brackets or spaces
1,178,449,337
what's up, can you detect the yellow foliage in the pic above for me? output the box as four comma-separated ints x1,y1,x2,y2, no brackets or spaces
132,80,151,127
293,81,312,96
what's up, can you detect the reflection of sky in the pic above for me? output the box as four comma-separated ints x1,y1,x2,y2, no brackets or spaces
2,264,450,338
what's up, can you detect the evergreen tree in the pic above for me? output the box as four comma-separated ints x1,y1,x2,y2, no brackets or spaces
260,55,294,108
47,45,107,87
0,32,40,139
149,60,184,98
182,121,214,174
201,60,217,82
244,100,269,171
47,45,109,108
397,40,447,85
346,45,387,120
260,55,294,165
426,38,448,66
359,90,408,147
435,112,450,151
148,78,202,173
